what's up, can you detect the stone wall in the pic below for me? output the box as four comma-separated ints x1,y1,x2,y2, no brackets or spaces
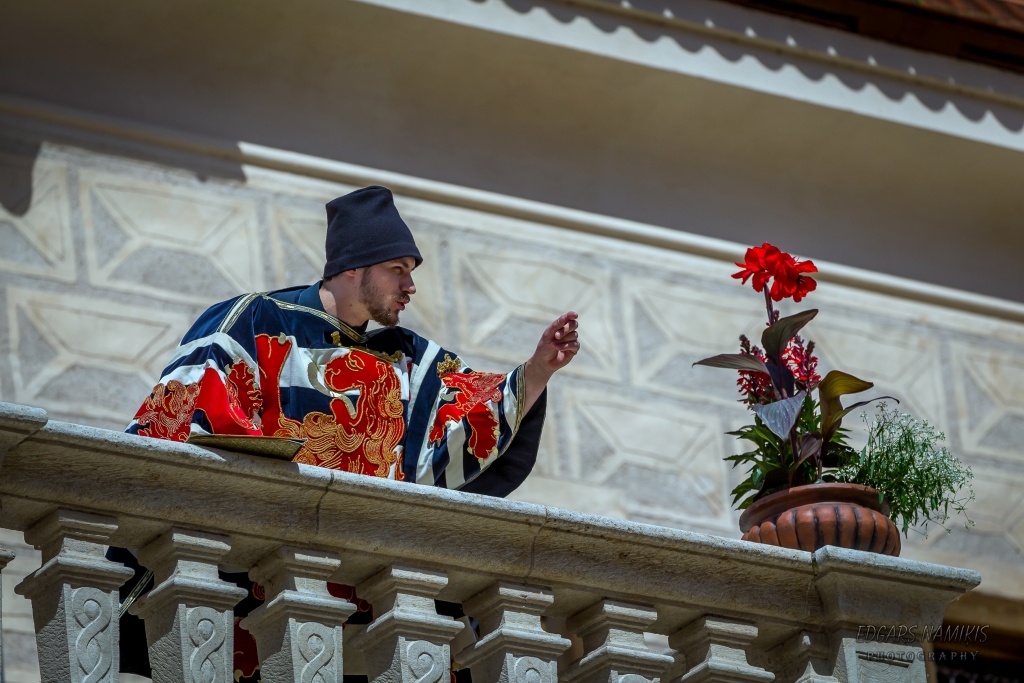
2,138,1023,680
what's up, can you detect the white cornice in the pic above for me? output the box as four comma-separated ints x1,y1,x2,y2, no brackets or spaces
4,94,1024,324
355,0,1024,152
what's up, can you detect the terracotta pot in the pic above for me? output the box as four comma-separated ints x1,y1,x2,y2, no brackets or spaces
738,483,901,556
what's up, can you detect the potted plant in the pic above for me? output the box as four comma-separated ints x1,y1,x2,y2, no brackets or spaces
696,243,974,555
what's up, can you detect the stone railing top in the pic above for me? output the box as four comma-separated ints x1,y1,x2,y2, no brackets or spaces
0,401,980,647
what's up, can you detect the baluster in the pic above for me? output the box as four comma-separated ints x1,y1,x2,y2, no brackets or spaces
768,631,837,683
668,616,774,683
129,529,247,683
14,509,133,683
240,546,356,683
458,582,571,683
350,565,465,683
560,600,674,683
1,545,16,679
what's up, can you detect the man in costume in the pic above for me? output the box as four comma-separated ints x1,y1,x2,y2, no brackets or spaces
117,186,580,680
128,184,578,492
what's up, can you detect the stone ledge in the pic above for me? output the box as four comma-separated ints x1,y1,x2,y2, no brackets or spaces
0,401,981,642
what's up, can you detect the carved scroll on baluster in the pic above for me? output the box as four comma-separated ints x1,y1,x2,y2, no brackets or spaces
239,546,356,683
458,582,571,683
349,565,464,683
14,509,134,683
668,616,774,683
559,600,674,683
129,529,247,683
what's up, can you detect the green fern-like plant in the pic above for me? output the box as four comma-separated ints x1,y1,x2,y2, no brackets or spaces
836,404,974,537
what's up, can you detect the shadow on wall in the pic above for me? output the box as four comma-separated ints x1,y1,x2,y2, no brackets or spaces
493,0,1024,131
0,125,248,209
0,137,41,216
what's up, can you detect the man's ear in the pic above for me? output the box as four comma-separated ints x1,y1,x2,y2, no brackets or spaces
323,269,359,286
349,267,367,286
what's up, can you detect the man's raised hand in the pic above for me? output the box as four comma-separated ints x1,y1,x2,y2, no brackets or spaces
521,312,579,415
532,311,580,374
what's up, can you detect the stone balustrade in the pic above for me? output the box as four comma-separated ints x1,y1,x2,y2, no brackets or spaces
0,401,981,683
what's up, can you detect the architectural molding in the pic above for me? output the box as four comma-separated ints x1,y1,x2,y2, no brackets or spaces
4,95,1024,325
370,0,1024,105
354,0,1024,148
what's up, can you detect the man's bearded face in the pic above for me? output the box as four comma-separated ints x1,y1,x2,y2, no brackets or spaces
358,265,411,328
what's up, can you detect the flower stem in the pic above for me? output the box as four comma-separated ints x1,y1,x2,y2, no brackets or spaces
763,288,776,325
788,430,800,487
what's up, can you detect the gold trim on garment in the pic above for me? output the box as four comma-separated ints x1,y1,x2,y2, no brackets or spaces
264,296,366,343
324,330,403,364
217,293,261,333
436,353,462,378
257,294,403,363
358,347,405,365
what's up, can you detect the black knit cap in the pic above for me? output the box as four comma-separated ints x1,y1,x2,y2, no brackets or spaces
322,186,422,279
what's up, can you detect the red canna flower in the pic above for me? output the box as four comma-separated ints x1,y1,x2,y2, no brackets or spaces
769,255,818,303
733,243,818,302
732,243,778,293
